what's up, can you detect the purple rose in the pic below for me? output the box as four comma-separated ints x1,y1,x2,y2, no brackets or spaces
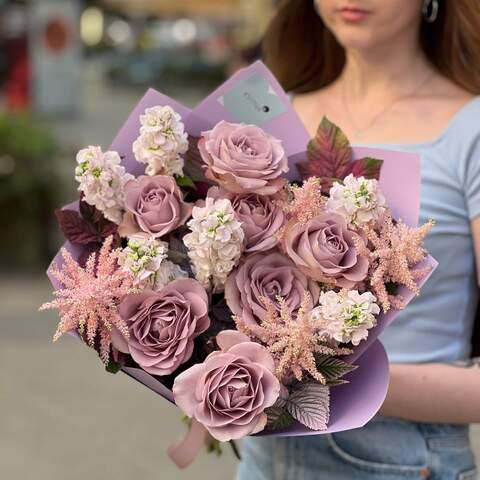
208,186,285,253
119,175,192,238
113,278,210,376
198,121,288,195
173,330,280,441
225,251,320,325
283,212,368,288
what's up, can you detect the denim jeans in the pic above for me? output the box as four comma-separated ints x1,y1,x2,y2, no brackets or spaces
236,416,477,480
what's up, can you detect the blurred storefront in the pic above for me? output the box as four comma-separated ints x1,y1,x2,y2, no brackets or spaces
0,0,275,271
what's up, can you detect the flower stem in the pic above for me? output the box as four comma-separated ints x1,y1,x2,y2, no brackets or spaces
229,440,241,461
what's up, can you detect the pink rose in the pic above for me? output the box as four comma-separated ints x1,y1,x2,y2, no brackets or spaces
208,186,285,253
173,330,280,441
283,212,368,288
198,121,288,195
119,175,191,238
113,278,210,376
225,251,320,325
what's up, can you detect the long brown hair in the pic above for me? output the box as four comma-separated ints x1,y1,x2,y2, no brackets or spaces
263,0,480,94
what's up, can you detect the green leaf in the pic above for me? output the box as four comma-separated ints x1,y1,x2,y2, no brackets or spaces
314,355,357,382
265,406,294,430
349,156,383,180
105,360,122,374
324,378,349,387
285,382,330,430
206,438,223,457
297,116,352,189
385,281,398,295
176,175,196,189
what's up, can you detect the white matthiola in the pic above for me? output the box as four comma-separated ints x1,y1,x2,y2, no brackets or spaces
311,289,380,346
118,234,168,286
133,105,188,177
153,260,188,291
75,146,133,224
183,197,244,292
326,174,386,228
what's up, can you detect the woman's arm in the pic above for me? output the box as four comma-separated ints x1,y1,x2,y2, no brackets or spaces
472,217,480,282
380,218,480,423
380,362,480,423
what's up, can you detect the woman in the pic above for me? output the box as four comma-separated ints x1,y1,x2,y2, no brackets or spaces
236,1,480,479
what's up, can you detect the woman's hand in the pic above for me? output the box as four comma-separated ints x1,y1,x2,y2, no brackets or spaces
379,362,480,423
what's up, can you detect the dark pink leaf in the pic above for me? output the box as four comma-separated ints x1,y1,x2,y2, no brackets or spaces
297,117,352,189
79,196,118,238
348,156,383,180
79,196,97,223
183,135,211,183
77,244,100,268
286,382,330,431
55,209,101,245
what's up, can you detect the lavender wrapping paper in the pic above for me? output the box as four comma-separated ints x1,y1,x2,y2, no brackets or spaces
47,61,437,437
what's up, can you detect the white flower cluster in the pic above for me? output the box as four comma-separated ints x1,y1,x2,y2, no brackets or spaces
133,105,189,177
153,260,188,291
75,146,133,224
118,234,168,286
327,174,386,228
183,197,244,292
311,289,380,346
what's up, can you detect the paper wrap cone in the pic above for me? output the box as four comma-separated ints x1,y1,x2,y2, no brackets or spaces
47,61,437,437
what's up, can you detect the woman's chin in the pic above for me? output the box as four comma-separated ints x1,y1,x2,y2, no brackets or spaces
333,29,385,52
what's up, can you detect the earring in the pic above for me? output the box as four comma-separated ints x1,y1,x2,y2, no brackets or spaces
422,0,439,23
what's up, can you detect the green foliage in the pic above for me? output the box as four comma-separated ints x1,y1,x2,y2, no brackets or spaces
206,439,223,457
105,359,122,374
314,354,358,385
265,406,294,430
175,175,196,189
0,112,64,269
385,281,399,295
285,382,330,430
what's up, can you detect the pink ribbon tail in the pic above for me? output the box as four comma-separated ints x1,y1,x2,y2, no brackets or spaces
167,419,209,469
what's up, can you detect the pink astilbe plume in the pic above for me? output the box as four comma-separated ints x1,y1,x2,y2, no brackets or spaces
280,177,325,225
235,292,351,384
355,212,435,312
39,236,134,363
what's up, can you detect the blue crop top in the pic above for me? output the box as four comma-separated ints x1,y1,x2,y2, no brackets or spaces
367,97,480,363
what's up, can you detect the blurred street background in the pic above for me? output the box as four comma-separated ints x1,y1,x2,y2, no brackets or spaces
0,1,478,479
0,1,269,478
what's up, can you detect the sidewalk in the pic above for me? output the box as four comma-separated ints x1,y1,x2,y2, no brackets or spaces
1,275,237,480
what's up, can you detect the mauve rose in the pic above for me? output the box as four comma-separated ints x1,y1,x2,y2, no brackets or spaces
208,186,285,252
283,212,368,288
118,175,192,238
173,330,280,441
113,278,210,376
225,251,320,325
198,121,288,195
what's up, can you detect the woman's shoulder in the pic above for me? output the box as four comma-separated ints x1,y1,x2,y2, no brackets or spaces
429,76,480,142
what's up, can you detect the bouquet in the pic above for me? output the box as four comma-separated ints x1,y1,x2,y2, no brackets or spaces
40,62,436,467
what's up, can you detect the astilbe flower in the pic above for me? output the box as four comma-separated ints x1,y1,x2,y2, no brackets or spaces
354,212,435,311
279,177,325,226
39,236,134,363
235,292,351,384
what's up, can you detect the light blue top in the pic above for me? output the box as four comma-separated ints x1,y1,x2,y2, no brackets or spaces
365,97,480,363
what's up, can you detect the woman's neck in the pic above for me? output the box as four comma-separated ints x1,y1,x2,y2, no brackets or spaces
339,32,434,103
